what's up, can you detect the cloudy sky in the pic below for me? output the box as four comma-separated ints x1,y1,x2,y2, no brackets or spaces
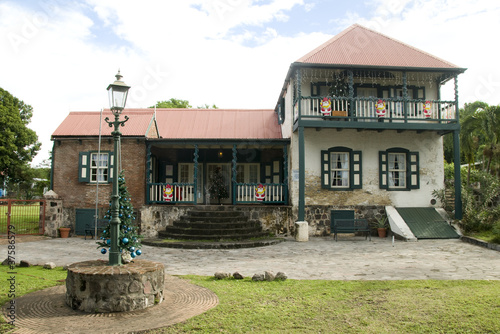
1,0,499,166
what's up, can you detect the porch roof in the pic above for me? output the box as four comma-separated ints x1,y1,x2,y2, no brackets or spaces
155,109,283,140
51,110,157,138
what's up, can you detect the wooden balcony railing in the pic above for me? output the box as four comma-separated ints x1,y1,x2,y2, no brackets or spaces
235,183,287,204
295,96,457,124
148,183,196,204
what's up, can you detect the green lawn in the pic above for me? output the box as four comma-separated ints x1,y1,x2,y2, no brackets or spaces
0,202,42,234
1,267,499,334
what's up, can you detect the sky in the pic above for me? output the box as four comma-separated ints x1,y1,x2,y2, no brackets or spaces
1,0,499,166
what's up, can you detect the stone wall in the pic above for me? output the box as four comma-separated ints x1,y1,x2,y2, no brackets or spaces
43,191,66,238
139,205,293,238
304,204,386,236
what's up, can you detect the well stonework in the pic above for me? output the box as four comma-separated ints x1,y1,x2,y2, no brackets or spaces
66,259,164,313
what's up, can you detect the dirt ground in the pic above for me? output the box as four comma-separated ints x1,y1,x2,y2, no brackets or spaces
0,234,53,245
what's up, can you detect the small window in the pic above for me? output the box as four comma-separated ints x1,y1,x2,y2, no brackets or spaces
90,153,109,183
79,151,113,183
379,148,419,190
321,147,362,190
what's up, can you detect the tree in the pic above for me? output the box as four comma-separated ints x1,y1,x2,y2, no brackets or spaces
0,88,41,186
197,104,218,109
151,98,192,108
208,167,229,204
97,171,143,260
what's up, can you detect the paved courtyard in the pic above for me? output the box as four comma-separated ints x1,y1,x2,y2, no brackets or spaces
7,236,500,280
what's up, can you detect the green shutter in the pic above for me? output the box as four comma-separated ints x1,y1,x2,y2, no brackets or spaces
379,151,388,189
408,151,419,189
321,150,330,189
78,152,90,183
108,152,114,183
351,151,362,189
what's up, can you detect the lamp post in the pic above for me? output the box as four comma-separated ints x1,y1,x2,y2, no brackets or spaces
105,71,130,266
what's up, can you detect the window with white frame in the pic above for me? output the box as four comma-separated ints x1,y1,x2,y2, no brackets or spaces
90,153,109,183
388,153,406,188
321,147,362,190
379,148,419,190
236,164,260,183
79,151,113,183
330,152,349,188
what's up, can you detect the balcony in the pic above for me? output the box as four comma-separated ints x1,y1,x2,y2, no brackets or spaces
294,96,457,131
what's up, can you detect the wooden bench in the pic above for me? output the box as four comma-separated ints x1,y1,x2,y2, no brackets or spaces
84,219,109,240
332,218,371,241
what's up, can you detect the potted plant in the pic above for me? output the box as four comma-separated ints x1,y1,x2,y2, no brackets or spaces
59,226,71,238
371,216,389,238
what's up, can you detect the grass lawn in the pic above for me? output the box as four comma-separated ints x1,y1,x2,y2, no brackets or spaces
1,267,499,333
0,202,42,234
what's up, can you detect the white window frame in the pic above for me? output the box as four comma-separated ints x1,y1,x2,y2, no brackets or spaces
90,152,109,183
330,152,350,188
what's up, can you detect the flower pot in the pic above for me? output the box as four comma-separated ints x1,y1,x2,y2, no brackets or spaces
59,227,71,238
377,228,387,238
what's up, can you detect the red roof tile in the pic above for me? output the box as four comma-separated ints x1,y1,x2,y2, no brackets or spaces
154,109,282,140
52,110,156,137
297,24,463,69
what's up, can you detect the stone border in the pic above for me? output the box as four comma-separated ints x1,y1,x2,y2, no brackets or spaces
2,275,218,334
461,236,500,252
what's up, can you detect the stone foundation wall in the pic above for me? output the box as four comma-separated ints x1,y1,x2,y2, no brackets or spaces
305,205,386,236
139,205,294,238
43,192,67,238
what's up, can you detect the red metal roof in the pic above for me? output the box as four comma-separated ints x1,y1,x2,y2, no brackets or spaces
52,110,156,137
296,24,462,69
155,109,282,139
52,109,283,140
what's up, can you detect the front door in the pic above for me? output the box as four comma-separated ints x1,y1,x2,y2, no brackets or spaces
178,163,204,204
207,163,231,204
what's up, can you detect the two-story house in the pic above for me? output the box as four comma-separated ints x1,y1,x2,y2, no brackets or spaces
51,24,464,239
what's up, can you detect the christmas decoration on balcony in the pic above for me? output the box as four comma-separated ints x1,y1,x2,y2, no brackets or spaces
97,171,143,261
376,99,386,117
320,97,332,116
255,184,266,201
163,184,174,202
423,100,432,118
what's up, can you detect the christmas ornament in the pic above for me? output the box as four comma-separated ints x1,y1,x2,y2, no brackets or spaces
122,237,129,244
130,252,136,258
320,97,332,116
136,249,142,256
101,248,107,254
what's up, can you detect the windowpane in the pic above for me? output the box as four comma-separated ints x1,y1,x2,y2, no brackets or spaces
388,153,406,188
330,152,349,188
90,153,109,182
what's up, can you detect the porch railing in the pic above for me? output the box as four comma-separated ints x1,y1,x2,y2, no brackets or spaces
235,183,286,204
148,183,196,204
295,96,457,123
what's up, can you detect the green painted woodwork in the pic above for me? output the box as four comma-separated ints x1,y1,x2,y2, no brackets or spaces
320,147,362,190
379,148,419,191
146,143,151,204
396,207,459,239
298,126,305,221
283,144,288,204
232,144,237,204
453,130,462,219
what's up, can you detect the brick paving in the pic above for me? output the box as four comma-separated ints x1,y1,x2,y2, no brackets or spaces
6,275,218,334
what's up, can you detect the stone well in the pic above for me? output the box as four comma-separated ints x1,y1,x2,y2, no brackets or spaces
66,260,164,313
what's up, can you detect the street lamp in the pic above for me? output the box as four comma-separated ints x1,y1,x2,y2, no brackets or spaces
105,70,130,266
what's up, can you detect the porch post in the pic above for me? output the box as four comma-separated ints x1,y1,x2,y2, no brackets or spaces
402,71,408,122
193,144,199,205
146,142,151,204
283,144,288,204
232,144,237,205
298,126,305,221
453,74,463,219
297,68,301,120
348,70,354,120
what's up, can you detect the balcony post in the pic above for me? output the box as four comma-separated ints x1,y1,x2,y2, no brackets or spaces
403,71,408,122
348,70,354,120
193,144,199,204
297,68,302,120
232,144,237,204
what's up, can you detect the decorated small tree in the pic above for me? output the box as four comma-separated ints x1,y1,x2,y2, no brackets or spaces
208,166,229,204
97,170,143,261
